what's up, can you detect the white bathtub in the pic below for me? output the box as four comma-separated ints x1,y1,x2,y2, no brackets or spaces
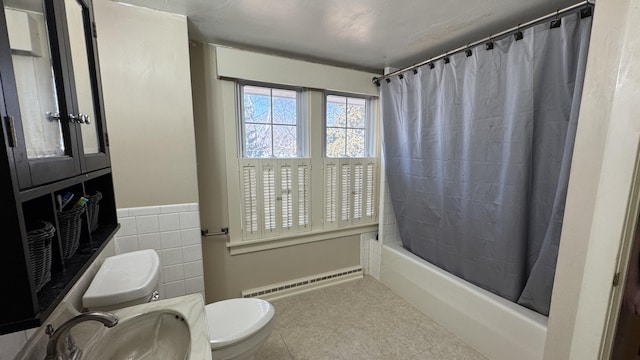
380,242,548,360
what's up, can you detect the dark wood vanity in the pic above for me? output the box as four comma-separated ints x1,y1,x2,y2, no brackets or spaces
0,0,118,334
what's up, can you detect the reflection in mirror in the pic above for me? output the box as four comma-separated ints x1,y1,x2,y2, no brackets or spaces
5,0,64,158
65,0,100,154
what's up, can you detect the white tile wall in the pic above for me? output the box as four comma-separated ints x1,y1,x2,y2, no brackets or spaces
371,171,400,280
369,238,381,279
379,173,401,246
360,234,370,274
360,231,378,277
114,203,205,300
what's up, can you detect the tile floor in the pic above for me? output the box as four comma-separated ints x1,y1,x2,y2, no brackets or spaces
254,275,487,360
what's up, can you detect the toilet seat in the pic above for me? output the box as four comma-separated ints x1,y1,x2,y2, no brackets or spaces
206,298,274,350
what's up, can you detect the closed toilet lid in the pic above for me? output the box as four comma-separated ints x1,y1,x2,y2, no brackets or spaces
82,250,160,309
206,298,274,349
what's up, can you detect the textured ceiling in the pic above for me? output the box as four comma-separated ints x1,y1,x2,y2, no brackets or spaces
113,0,582,72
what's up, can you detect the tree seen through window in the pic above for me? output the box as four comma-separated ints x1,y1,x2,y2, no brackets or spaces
243,85,298,158
326,95,367,157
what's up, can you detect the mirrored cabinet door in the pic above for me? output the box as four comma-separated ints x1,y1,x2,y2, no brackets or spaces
0,0,110,189
1,0,81,189
62,0,110,172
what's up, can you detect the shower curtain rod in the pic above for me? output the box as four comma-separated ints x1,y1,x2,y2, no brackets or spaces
373,0,594,85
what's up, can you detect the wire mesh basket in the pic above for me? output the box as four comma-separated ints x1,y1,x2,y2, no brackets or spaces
27,221,55,292
57,205,85,259
86,191,102,233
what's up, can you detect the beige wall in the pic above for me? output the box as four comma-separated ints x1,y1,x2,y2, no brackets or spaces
94,0,198,208
202,235,360,302
545,1,640,359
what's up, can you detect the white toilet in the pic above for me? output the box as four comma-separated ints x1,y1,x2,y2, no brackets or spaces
206,298,275,360
82,249,275,360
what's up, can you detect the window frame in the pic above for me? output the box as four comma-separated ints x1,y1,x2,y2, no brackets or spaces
323,91,374,158
237,81,307,159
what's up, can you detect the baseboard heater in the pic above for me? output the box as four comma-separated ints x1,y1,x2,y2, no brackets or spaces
241,265,363,300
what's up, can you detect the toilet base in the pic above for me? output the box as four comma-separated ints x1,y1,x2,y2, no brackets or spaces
210,320,273,360
207,298,275,360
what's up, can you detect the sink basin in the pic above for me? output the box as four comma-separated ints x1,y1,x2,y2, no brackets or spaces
79,294,212,360
83,310,190,360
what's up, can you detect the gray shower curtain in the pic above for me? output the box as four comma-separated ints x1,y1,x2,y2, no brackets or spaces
379,10,592,315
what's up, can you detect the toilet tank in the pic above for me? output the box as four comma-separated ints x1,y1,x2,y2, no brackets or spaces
82,250,161,311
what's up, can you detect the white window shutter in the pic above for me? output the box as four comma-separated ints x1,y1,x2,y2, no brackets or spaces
262,162,278,236
339,160,352,226
280,163,293,230
240,157,375,239
352,162,364,223
297,160,310,230
324,159,338,228
240,160,260,239
240,158,312,239
365,161,377,220
324,157,377,229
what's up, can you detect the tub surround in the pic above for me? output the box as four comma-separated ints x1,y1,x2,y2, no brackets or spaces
380,243,547,360
375,172,547,360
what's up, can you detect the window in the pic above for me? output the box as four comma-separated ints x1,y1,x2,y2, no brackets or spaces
324,94,377,229
240,84,303,158
236,84,377,241
325,94,371,158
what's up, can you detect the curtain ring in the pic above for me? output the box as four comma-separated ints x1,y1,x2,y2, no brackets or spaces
486,36,494,50
514,24,523,41
551,9,562,28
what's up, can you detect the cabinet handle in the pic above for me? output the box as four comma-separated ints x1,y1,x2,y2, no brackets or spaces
4,116,17,148
79,114,91,124
69,114,89,124
69,114,91,124
46,112,61,121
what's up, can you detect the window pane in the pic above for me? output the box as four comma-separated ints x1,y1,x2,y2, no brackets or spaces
346,129,365,157
245,124,272,158
244,94,271,124
326,95,346,127
272,125,297,158
272,92,297,125
347,98,366,128
244,86,271,124
326,127,346,158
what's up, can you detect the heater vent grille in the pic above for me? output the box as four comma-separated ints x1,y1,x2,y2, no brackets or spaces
241,266,363,300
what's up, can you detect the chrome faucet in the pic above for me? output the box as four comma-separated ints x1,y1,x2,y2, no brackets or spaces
44,312,119,360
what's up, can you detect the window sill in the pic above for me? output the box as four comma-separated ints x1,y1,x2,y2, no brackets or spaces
226,223,378,255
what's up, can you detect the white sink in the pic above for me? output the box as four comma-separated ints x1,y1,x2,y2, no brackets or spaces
83,310,190,359
82,294,211,360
